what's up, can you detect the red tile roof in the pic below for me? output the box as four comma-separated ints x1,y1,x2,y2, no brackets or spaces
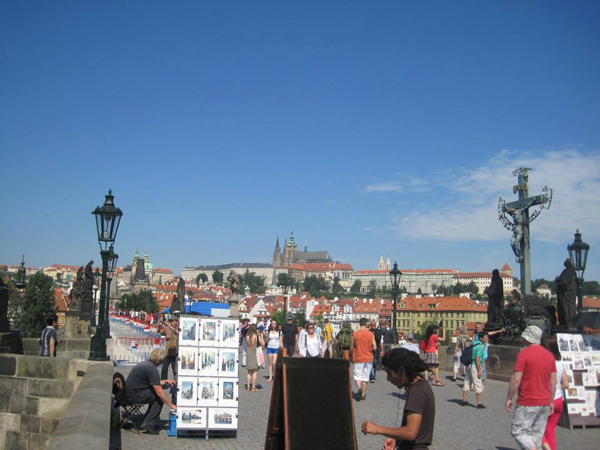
455,272,510,278
583,298,600,310
54,288,70,312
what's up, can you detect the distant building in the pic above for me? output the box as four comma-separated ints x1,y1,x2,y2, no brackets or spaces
181,263,276,286
453,264,514,294
352,259,456,294
272,230,332,268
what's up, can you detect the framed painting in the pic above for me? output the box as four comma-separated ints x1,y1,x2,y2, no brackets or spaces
208,407,238,429
177,376,198,406
219,349,238,378
180,317,199,346
179,347,198,376
220,320,239,348
198,347,219,377
197,378,219,407
219,379,238,407
199,319,219,347
177,407,207,430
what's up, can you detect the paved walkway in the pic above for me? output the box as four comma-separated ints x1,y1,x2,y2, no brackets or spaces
112,326,598,449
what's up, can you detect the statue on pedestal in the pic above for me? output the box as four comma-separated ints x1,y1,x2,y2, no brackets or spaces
485,269,504,327
556,258,577,328
69,266,84,312
80,261,94,320
227,270,241,294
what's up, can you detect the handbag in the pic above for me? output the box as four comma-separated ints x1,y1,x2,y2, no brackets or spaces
256,346,265,368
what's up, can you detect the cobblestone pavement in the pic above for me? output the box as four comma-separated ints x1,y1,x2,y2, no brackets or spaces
112,326,598,449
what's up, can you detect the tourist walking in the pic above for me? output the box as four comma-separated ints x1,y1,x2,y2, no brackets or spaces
266,321,282,382
240,318,249,367
400,331,420,355
382,320,394,353
245,324,265,392
160,316,179,381
353,318,377,401
298,322,322,357
541,336,568,450
422,325,445,386
361,348,435,450
39,316,58,357
281,315,298,356
506,325,557,450
453,325,471,382
336,321,354,360
461,331,487,408
321,318,335,358
369,320,385,382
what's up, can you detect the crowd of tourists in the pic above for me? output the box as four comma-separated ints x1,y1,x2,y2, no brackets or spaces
109,309,570,449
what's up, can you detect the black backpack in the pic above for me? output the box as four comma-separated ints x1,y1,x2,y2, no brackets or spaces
460,341,481,366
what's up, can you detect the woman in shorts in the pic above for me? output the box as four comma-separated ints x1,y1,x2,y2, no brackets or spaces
423,325,445,386
266,321,282,382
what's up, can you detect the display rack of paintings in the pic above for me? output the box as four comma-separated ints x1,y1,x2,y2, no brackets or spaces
557,333,600,428
176,315,240,437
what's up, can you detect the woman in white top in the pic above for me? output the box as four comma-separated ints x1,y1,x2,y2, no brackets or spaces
266,321,282,382
541,335,569,450
299,323,322,358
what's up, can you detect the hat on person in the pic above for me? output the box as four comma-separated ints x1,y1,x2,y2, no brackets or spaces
406,331,414,340
287,315,293,320
521,325,542,345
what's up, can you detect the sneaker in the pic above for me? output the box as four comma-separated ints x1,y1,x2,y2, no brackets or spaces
370,380,375,383
477,404,486,409
357,388,363,398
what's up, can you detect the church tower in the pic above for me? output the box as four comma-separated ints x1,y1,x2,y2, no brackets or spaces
386,257,391,271
283,230,298,266
273,237,282,267
378,256,385,270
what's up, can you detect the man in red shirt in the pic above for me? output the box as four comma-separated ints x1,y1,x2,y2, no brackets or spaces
352,317,377,401
505,325,557,450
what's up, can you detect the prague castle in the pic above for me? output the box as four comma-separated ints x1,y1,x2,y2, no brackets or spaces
272,230,332,268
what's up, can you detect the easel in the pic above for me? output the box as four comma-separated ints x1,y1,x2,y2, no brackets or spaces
264,349,358,450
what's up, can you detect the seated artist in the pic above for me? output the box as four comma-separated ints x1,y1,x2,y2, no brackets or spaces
125,349,177,434
361,348,435,450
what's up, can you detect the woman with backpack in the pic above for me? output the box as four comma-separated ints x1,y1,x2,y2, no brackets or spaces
422,325,445,386
266,321,282,382
452,326,471,382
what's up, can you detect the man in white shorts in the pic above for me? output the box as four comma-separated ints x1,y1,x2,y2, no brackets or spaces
352,318,377,401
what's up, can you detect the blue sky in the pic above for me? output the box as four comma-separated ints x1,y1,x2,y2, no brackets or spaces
1,1,599,281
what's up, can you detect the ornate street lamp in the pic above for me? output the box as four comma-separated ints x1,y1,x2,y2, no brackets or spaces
105,246,119,334
567,230,590,322
89,190,123,361
91,268,101,327
389,262,402,344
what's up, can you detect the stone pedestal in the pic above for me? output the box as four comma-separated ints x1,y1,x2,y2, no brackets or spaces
0,330,24,354
228,294,240,318
63,313,90,339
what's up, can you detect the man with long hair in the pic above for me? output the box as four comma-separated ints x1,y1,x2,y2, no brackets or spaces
361,348,435,449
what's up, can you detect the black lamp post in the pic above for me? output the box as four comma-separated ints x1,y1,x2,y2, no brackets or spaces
567,230,590,331
105,246,119,335
389,262,402,344
91,268,101,327
89,190,123,361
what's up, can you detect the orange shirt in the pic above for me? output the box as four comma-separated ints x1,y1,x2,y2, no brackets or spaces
353,329,374,363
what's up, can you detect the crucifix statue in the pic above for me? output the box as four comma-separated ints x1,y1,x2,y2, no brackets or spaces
498,168,552,295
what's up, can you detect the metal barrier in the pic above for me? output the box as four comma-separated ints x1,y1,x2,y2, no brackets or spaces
113,336,167,365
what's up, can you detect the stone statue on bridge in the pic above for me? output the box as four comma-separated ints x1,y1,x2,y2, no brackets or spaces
556,258,577,328
227,270,241,294
485,269,504,328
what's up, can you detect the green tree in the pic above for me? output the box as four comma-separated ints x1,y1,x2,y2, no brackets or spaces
195,273,208,287
277,273,296,293
581,281,600,296
368,280,377,297
243,270,266,294
19,272,57,337
212,270,224,285
270,308,285,326
303,275,330,297
119,289,159,313
350,280,362,293
332,276,345,293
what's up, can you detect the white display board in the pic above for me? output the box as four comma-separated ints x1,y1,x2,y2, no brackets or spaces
557,333,600,427
176,316,240,433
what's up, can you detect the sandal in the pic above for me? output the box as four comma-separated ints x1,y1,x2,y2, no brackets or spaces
434,382,445,386
251,388,258,392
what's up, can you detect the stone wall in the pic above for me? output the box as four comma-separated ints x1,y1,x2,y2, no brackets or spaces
0,355,111,450
21,338,115,360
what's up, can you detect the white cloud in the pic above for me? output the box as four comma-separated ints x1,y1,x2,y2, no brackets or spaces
377,149,600,244
364,176,432,194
